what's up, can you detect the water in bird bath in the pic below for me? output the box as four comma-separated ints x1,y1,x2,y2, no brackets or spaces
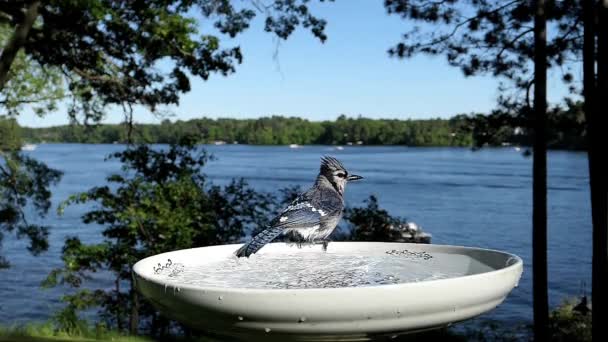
153,247,495,289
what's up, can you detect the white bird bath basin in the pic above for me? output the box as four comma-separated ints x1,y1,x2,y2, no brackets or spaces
133,242,522,341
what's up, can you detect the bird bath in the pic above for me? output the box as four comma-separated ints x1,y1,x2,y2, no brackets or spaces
133,242,522,341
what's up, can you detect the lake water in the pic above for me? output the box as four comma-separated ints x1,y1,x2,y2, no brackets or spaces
0,144,592,327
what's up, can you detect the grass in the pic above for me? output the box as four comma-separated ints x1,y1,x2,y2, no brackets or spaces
0,323,153,342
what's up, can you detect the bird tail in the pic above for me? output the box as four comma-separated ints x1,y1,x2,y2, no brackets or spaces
235,227,284,258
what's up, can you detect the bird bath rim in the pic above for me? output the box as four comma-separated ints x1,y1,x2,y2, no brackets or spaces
133,242,522,293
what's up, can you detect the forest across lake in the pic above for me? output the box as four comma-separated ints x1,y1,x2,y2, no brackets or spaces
7,103,586,150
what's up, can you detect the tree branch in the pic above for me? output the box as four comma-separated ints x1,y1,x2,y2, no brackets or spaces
0,1,40,90
496,28,534,61
0,94,68,105
410,0,523,50
122,102,134,145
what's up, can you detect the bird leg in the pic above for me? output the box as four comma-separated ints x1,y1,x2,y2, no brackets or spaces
321,240,330,251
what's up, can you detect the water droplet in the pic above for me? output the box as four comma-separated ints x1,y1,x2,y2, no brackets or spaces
264,328,271,333
237,316,243,321
218,295,223,300
298,317,306,323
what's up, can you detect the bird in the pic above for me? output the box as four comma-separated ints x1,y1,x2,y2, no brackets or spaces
235,156,363,258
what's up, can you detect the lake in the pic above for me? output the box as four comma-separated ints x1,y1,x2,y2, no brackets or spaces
0,144,592,327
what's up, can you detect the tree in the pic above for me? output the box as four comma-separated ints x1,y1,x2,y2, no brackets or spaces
0,150,62,268
595,3,608,339
0,0,332,126
0,0,332,270
385,0,581,99
532,2,548,339
18,116,485,146
1,116,63,269
0,116,21,150
0,24,64,117
383,0,582,337
1,75,64,271
583,0,608,339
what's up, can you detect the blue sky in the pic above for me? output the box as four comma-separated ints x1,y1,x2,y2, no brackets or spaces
17,0,573,127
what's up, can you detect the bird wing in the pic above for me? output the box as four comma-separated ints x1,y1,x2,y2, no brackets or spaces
270,193,323,230
235,189,343,257
271,190,343,230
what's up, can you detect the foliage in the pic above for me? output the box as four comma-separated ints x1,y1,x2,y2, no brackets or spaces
453,100,586,150
343,195,406,242
385,0,581,94
545,100,586,150
20,109,587,149
0,151,62,268
22,115,475,146
43,136,275,335
0,116,21,151
0,322,153,342
384,0,587,151
0,0,332,124
0,24,65,117
1,0,334,275
547,299,592,342
384,3,584,339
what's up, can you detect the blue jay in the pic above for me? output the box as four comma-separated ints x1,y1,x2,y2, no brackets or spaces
235,156,363,257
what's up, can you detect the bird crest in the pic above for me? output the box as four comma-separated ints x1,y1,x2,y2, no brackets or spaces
320,156,346,174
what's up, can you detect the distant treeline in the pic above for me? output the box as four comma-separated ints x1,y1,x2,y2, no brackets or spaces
21,115,475,146
14,106,586,149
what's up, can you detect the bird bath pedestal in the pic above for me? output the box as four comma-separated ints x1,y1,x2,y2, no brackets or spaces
133,242,522,341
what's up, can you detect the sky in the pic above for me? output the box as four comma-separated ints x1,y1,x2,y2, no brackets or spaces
17,0,573,128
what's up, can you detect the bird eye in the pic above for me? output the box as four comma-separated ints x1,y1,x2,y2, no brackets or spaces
337,173,346,178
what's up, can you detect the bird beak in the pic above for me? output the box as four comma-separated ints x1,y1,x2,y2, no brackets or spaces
347,174,363,181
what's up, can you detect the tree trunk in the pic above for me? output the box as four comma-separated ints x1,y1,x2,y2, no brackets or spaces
129,283,140,335
590,0,608,340
0,1,40,90
115,276,122,332
532,0,548,341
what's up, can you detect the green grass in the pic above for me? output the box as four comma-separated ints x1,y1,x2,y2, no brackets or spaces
0,323,153,342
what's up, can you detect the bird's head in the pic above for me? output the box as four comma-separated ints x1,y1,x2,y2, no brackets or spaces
319,156,363,195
